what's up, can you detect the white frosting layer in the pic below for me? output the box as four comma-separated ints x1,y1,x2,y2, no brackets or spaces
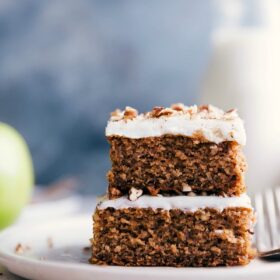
106,116,246,145
97,194,252,212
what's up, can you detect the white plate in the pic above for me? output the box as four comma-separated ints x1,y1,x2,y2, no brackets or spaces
0,215,279,280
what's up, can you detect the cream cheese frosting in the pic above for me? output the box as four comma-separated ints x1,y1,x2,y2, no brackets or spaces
97,194,252,212
106,104,246,145
106,116,246,145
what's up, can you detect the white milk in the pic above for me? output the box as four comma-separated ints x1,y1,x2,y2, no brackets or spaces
200,28,280,194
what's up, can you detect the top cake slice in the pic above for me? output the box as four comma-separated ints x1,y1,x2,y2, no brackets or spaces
106,104,247,199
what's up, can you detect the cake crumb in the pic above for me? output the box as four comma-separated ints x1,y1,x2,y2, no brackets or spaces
14,243,31,255
211,246,222,255
47,237,53,249
170,244,178,254
187,191,196,197
83,246,91,253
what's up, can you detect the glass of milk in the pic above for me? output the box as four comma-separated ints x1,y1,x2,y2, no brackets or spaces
200,0,280,194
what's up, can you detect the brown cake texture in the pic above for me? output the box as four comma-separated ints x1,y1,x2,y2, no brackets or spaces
91,207,255,267
107,136,246,199
90,104,255,267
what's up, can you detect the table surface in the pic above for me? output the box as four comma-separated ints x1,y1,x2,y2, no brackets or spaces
0,194,95,280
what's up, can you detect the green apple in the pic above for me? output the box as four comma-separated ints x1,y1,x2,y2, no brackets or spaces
0,123,34,229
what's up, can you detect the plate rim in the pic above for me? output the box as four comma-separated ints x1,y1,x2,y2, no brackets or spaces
0,215,280,279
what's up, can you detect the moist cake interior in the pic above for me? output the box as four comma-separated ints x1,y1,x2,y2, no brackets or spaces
91,206,255,266
90,104,256,267
107,135,246,199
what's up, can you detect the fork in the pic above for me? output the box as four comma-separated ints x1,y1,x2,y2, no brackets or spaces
254,187,280,260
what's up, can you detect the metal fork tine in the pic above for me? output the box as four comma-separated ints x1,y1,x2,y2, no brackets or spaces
264,189,279,249
275,187,280,218
255,188,280,259
255,192,268,252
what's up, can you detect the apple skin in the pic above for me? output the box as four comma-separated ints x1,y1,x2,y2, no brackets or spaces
0,123,34,229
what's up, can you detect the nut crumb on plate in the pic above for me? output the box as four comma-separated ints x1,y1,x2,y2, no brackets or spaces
47,237,53,249
14,243,31,255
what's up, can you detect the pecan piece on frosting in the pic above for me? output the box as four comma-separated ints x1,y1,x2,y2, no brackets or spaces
171,103,185,111
198,104,209,111
224,108,238,120
158,108,174,116
110,109,123,121
150,106,174,117
123,106,138,120
128,187,143,201
149,106,165,118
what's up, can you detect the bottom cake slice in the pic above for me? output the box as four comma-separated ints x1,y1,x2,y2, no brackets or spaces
91,195,256,267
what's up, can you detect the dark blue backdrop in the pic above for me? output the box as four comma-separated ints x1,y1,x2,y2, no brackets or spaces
0,0,226,193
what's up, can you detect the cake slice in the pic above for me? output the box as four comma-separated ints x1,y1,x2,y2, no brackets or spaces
90,104,255,267
91,195,255,266
106,104,246,199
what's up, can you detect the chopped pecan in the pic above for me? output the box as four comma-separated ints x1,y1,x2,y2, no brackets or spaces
128,187,143,201
124,106,138,119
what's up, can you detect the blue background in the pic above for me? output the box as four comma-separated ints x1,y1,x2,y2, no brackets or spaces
0,0,258,194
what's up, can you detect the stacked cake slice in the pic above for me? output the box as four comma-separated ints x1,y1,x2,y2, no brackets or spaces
90,104,256,267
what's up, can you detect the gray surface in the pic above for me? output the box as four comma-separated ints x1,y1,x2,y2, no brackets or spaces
0,266,24,280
